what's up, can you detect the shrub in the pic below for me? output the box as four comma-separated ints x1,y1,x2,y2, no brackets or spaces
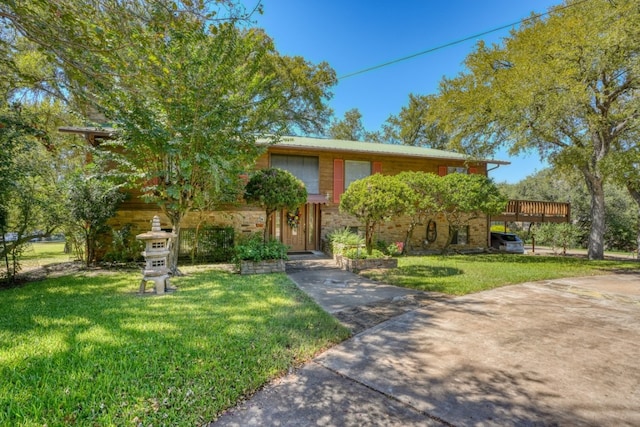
179,225,234,263
104,224,143,263
327,227,364,255
534,223,581,254
233,233,289,265
244,168,307,242
375,239,401,256
343,247,385,259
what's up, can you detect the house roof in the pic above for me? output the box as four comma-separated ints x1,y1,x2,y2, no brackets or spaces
57,127,510,166
270,136,510,165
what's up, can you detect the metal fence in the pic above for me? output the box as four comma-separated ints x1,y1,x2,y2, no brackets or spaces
178,226,235,263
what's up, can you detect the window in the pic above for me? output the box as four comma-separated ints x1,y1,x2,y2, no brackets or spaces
447,166,468,174
450,226,469,245
344,160,371,189
271,155,319,194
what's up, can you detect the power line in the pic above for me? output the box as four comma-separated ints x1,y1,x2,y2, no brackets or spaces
337,0,593,81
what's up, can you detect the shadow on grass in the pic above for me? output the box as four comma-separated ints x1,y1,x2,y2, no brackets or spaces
0,269,348,426
397,265,463,278
366,265,465,294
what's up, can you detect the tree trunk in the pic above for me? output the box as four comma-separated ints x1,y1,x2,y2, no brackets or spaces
365,221,375,255
582,170,606,260
169,220,182,276
627,185,640,260
163,208,185,276
441,224,456,255
403,222,416,255
264,209,275,243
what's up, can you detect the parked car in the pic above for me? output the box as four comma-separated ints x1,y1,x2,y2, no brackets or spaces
490,232,525,254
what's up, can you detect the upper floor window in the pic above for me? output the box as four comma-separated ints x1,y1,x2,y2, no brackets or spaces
447,166,468,174
271,154,319,194
344,160,371,189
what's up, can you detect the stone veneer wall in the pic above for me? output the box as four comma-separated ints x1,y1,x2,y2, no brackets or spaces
108,206,268,237
108,204,489,254
320,205,488,253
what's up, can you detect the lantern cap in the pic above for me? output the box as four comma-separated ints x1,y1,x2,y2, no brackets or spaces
136,215,177,240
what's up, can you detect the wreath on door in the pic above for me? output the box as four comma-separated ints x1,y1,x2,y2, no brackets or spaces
287,208,300,229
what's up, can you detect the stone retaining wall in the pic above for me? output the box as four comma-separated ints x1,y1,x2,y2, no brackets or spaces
337,256,398,273
239,259,286,275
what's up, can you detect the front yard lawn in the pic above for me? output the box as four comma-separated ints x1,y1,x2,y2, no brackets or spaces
0,269,349,426
361,254,639,295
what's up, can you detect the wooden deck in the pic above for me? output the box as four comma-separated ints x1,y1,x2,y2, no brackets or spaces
491,199,570,223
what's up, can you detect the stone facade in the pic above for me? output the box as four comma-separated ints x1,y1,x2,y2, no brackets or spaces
104,138,495,256
320,205,489,254
108,206,267,238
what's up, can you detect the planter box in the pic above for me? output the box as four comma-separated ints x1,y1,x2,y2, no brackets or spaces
339,256,398,273
239,259,286,275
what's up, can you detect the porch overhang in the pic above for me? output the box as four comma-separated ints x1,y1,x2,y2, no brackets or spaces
307,194,329,204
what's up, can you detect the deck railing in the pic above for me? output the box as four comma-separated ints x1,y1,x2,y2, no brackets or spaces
491,199,571,223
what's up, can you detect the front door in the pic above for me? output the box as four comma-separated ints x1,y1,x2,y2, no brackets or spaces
282,205,306,251
275,204,319,252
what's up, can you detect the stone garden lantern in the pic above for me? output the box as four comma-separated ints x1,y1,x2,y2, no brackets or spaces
136,216,177,295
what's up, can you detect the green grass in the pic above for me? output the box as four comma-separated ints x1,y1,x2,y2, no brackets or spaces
17,241,70,269
0,269,350,426
361,254,639,295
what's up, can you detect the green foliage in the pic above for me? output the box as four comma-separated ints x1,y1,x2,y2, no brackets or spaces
396,171,441,253
375,240,402,257
0,269,348,425
244,168,307,240
67,176,125,266
340,174,412,254
326,227,364,255
2,1,336,273
103,224,143,263
429,0,640,259
0,103,70,282
438,173,507,252
233,233,289,264
382,94,449,148
327,108,367,141
343,247,385,260
534,223,582,255
179,225,235,264
500,167,638,251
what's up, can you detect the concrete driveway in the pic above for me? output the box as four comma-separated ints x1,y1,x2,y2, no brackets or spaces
214,269,640,426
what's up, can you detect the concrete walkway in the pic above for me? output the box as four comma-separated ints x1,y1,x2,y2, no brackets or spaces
214,255,640,426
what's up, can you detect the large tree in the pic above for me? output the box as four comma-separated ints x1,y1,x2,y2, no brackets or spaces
2,1,336,272
429,0,640,260
327,108,367,141
382,94,449,148
607,141,640,258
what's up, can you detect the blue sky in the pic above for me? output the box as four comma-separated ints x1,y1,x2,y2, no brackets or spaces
255,0,562,183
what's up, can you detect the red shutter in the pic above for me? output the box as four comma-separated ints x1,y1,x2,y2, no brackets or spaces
372,162,382,174
438,166,447,176
333,159,344,203
468,167,478,174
